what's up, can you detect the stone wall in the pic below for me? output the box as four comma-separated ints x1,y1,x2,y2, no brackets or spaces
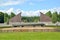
0,27,59,32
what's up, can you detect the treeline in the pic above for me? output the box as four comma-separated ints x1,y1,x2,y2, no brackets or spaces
22,11,60,23
0,12,16,23
4,12,40,22
4,12,16,22
0,11,60,23
0,12,4,23
45,11,60,23
22,16,40,22
0,12,40,23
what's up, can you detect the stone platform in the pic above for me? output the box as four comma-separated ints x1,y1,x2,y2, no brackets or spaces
0,27,59,32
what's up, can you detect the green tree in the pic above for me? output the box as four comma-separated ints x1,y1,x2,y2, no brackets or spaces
0,12,4,23
32,16,40,22
52,11,58,23
4,13,9,22
58,12,60,22
46,11,52,17
10,12,16,18
22,16,40,22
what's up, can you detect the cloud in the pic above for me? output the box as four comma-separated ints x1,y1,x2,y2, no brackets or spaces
0,0,27,6
16,7,60,16
0,1,19,6
16,9,40,16
0,7,60,16
28,0,45,2
39,7,60,14
22,11,40,16
0,8,14,14
0,0,45,6
34,0,45,2
0,10,5,13
6,8,14,14
48,7,60,13
29,2,34,6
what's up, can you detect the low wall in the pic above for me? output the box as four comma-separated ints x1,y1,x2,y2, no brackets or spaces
0,27,59,32
0,29,56,32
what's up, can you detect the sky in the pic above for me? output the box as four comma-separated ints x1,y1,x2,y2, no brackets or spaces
0,0,60,16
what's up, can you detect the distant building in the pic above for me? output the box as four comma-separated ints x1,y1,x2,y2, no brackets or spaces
9,12,21,23
40,12,52,22
9,12,52,24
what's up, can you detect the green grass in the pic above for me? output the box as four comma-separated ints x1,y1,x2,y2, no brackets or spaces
0,32,60,40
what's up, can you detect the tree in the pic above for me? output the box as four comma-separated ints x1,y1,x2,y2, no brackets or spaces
22,16,40,22
45,11,52,17
58,12,60,22
32,16,40,22
52,11,58,23
4,13,9,22
0,12,4,23
10,12,16,18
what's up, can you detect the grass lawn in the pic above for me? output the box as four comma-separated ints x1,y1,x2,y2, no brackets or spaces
0,32,60,40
